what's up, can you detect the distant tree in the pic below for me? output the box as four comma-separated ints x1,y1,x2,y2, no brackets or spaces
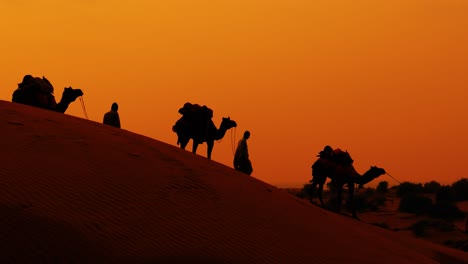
435,185,455,205
429,184,466,219
396,182,423,197
451,178,468,201
376,181,389,193
423,181,442,193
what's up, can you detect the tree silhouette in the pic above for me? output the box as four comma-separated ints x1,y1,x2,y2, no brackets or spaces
376,181,389,193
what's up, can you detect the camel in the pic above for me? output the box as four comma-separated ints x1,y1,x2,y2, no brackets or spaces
12,75,83,113
310,151,386,218
172,116,237,159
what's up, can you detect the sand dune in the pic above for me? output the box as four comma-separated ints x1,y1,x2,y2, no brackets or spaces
1,100,467,263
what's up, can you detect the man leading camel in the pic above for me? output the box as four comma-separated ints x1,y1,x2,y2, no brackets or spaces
234,130,253,175
103,102,121,128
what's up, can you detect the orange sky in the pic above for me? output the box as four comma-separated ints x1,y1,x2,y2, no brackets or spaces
1,0,467,187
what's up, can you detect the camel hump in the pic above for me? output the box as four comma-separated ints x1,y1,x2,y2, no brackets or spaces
18,75,54,94
178,102,213,119
12,75,56,107
315,146,354,166
333,149,354,165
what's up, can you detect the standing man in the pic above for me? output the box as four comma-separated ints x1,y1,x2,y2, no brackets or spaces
234,130,253,175
103,102,121,128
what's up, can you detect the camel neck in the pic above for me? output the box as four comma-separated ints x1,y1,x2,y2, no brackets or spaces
55,100,69,113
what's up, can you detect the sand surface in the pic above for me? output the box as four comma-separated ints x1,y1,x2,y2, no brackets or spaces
1,100,467,263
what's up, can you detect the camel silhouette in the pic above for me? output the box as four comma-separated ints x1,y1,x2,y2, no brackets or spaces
173,116,237,160
310,151,386,218
12,75,83,113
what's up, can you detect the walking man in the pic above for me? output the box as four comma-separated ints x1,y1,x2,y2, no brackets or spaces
103,102,121,128
234,130,253,175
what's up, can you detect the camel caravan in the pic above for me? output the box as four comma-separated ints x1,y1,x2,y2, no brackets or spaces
9,75,387,218
310,146,386,218
172,102,237,160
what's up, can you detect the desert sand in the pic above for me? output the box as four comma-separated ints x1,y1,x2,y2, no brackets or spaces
1,100,468,263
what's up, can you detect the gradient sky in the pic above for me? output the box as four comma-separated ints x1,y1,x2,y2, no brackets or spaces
1,0,467,187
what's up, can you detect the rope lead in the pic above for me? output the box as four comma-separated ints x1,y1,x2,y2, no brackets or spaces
79,96,89,120
231,127,237,156
385,172,401,184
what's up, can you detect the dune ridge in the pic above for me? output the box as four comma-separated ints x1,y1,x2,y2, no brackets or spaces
0,100,467,263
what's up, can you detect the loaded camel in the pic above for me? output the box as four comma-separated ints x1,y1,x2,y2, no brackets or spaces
172,103,237,159
310,148,386,218
12,75,83,113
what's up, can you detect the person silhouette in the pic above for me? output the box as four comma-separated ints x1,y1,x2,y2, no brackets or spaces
103,102,121,128
234,130,253,175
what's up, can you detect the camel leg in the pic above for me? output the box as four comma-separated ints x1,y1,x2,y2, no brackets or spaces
192,141,199,154
336,186,343,213
317,183,325,208
309,177,326,207
348,183,358,218
206,141,214,160
308,181,318,203
180,139,188,150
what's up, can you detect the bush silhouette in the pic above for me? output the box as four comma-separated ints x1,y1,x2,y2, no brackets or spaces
411,220,456,237
429,203,465,219
429,185,465,219
452,178,468,201
396,182,423,197
398,188,465,219
296,183,313,199
435,186,455,204
399,194,432,215
430,220,456,232
376,181,389,193
423,181,442,193
347,187,386,212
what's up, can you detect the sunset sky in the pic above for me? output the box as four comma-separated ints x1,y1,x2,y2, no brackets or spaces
1,0,467,187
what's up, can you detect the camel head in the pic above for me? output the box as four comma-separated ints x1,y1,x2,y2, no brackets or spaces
221,117,237,130
357,166,386,187
62,87,83,103
369,166,386,177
